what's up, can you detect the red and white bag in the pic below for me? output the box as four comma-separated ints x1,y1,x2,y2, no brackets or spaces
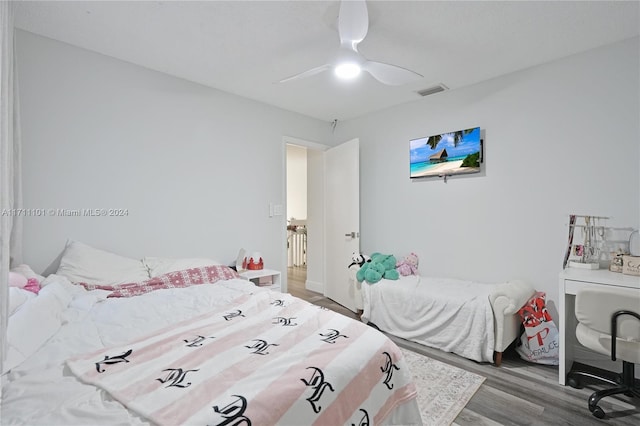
515,292,559,365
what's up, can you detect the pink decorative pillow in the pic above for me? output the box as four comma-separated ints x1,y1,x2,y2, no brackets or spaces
9,272,28,288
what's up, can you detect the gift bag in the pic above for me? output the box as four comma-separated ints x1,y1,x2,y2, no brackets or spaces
515,292,559,365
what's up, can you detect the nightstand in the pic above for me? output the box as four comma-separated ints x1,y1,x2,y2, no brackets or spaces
238,268,281,291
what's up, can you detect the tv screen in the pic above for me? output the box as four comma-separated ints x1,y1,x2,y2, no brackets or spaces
409,126,482,179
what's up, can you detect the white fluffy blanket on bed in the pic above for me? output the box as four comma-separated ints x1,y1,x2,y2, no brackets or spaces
64,289,417,426
361,275,495,362
3,277,421,426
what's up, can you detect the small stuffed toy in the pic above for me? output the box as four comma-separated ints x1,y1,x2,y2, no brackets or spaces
356,252,399,284
396,252,419,276
348,252,371,269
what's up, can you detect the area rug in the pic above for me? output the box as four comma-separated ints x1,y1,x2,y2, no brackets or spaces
401,348,486,426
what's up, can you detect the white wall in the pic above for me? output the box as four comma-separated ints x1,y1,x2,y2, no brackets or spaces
335,37,640,308
16,30,331,274
15,30,640,309
285,144,307,221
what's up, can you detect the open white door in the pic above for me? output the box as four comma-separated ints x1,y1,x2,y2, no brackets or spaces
324,138,360,312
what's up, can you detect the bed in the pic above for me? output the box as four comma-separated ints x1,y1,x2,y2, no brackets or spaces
2,242,422,426
360,275,535,365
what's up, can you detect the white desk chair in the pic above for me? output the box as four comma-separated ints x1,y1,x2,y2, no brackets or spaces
567,287,640,418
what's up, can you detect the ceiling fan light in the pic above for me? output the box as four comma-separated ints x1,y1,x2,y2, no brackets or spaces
334,62,361,80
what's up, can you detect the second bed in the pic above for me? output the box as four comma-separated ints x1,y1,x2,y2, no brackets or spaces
360,275,535,364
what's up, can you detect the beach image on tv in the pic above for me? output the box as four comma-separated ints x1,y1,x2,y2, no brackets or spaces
410,126,481,179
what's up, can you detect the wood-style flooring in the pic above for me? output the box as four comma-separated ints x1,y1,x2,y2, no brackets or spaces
287,266,640,425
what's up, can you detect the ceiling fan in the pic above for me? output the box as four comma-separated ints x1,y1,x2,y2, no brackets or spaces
279,0,423,86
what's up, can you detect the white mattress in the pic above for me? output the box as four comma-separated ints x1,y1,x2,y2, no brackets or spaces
361,275,496,362
1,276,421,425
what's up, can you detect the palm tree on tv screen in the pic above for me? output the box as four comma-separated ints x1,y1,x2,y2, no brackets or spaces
426,128,475,150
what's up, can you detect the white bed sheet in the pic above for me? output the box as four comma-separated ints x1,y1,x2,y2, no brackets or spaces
361,275,496,363
1,277,421,425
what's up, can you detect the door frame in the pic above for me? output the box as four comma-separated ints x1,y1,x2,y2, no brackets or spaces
281,136,329,294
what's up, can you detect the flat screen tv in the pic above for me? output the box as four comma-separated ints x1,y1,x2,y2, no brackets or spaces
409,126,482,179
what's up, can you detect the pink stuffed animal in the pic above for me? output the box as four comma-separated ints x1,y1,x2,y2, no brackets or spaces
396,253,419,276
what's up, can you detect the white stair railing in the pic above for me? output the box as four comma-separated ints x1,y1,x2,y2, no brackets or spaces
287,220,307,267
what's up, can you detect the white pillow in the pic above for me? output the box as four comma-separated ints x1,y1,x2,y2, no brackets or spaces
143,256,222,277
9,287,36,316
56,240,149,285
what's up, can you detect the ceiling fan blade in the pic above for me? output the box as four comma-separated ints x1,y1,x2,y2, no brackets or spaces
338,0,369,48
278,64,331,83
363,60,423,86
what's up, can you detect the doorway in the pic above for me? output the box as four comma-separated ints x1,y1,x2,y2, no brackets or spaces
283,137,328,299
286,144,308,296
282,136,361,313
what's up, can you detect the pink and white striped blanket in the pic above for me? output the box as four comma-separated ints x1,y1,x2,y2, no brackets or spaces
80,265,240,298
67,291,418,425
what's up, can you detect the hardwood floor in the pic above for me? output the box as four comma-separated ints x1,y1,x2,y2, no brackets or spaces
287,267,640,425
287,266,358,318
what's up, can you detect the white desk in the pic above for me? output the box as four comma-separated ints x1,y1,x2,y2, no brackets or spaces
558,268,640,385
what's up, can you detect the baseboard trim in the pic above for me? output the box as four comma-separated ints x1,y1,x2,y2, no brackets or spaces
306,280,323,293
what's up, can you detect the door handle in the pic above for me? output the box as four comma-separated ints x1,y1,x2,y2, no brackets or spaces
344,232,358,238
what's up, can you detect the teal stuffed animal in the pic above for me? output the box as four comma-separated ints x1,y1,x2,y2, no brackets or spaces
356,252,400,284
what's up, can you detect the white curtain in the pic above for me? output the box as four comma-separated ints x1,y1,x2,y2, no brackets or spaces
1,1,22,374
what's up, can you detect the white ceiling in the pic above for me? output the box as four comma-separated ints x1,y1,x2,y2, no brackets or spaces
14,0,640,122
